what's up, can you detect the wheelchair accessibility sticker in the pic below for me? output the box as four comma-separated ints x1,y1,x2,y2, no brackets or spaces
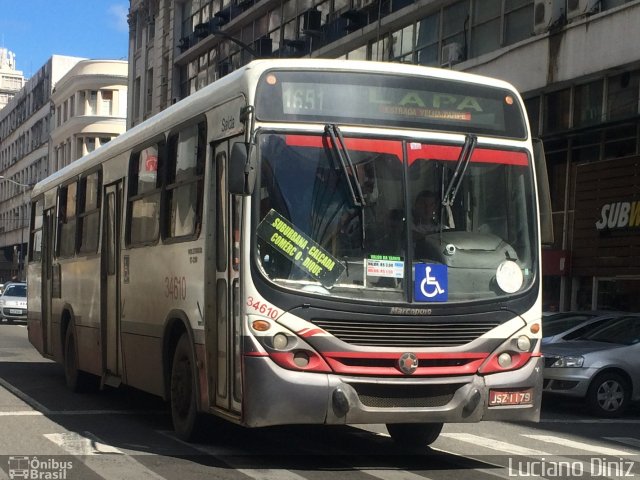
414,264,448,302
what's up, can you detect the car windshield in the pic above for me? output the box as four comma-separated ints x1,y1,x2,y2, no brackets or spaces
4,284,26,297
542,314,597,337
580,316,640,345
254,132,536,303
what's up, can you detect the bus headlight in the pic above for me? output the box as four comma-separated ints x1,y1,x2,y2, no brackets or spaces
272,333,289,350
497,352,512,368
516,335,531,351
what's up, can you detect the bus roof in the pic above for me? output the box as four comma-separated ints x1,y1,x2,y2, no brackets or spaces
32,59,522,198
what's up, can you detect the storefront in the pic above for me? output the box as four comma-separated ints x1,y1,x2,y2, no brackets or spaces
570,155,640,312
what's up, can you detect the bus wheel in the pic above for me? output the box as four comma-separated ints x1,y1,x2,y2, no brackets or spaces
170,334,203,441
63,322,96,392
386,423,443,448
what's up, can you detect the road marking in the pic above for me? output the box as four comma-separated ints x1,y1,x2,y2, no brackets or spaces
522,434,635,456
440,433,551,456
44,431,165,479
540,418,640,424
0,410,43,416
604,437,640,449
358,468,434,480
44,432,124,455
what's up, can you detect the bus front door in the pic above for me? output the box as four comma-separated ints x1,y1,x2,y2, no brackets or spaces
101,181,123,384
206,140,242,415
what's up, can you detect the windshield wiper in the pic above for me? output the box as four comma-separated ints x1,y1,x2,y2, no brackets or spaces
324,124,366,208
442,134,477,208
325,124,367,246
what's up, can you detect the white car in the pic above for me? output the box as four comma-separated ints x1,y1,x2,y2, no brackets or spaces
0,282,27,323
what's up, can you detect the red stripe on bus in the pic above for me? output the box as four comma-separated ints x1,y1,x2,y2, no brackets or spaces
285,135,403,157
408,144,528,166
284,136,527,167
321,351,489,376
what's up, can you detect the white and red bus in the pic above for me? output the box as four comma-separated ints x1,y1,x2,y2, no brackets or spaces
28,59,551,446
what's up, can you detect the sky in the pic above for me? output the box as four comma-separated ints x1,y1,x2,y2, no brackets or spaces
0,0,129,78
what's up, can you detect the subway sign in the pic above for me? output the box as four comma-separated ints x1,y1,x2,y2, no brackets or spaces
595,200,640,231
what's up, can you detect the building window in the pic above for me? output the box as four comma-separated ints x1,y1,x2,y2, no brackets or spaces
416,13,440,66
504,0,533,46
544,88,571,134
88,91,98,115
471,0,501,57
102,90,113,115
607,70,640,121
390,25,414,62
442,0,470,61
573,80,603,128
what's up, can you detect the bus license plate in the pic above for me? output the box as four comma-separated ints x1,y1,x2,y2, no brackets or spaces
489,388,533,406
9,309,22,315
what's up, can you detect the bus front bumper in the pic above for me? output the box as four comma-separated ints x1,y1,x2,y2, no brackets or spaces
240,355,543,427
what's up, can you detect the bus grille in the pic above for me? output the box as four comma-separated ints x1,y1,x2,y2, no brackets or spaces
351,383,461,408
310,319,501,347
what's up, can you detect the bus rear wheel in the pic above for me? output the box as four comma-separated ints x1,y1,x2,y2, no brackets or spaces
386,423,443,448
63,321,97,393
170,334,204,441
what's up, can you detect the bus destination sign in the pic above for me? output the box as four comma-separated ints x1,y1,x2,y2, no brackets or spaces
256,70,526,139
257,209,346,287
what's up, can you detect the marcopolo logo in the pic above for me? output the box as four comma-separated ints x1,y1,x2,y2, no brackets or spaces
595,200,640,231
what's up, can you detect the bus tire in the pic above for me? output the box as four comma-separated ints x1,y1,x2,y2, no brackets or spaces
386,422,443,448
63,322,97,393
170,334,203,441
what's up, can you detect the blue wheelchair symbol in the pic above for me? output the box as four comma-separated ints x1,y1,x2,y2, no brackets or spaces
414,264,448,302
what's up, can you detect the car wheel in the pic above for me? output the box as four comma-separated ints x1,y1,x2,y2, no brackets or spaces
170,334,204,441
386,423,443,448
587,372,630,418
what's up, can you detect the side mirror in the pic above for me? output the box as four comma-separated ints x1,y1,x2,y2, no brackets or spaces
532,138,554,246
229,142,257,195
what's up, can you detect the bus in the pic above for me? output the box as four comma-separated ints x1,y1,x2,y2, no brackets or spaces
27,59,551,446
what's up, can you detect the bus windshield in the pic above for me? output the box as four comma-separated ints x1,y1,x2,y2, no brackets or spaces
255,132,536,304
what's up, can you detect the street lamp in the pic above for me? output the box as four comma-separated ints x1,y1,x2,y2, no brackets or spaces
0,176,33,281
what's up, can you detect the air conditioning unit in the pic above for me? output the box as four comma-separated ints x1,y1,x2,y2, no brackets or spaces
440,42,464,67
566,0,600,21
533,0,564,34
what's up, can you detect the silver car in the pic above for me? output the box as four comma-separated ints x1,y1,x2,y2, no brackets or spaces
542,311,622,345
0,282,27,323
543,314,640,417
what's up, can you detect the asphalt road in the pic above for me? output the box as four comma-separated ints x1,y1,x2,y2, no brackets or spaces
1,322,639,480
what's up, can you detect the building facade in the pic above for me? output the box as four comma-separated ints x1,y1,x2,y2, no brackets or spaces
50,60,128,173
127,0,640,312
0,56,128,281
0,48,25,111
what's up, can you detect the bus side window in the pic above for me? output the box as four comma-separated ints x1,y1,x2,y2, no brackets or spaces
165,121,206,239
78,170,102,253
126,141,164,246
57,181,78,258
